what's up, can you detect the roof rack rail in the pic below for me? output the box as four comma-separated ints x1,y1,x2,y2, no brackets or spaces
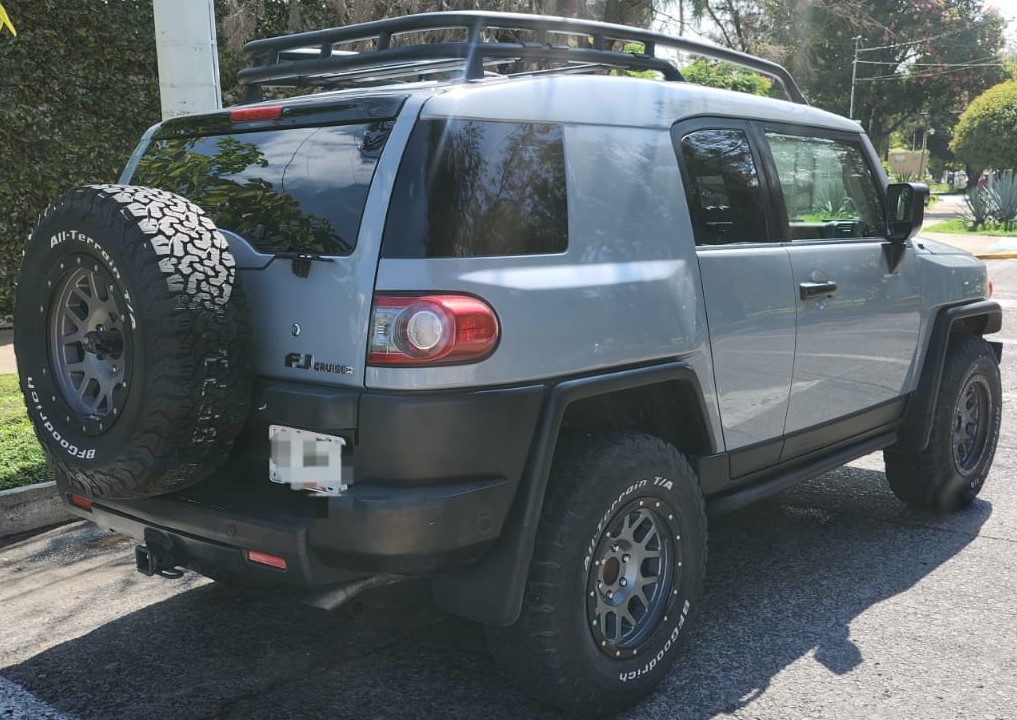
239,11,807,105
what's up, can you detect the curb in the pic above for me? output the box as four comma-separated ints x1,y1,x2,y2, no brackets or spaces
977,252,1017,260
0,482,73,539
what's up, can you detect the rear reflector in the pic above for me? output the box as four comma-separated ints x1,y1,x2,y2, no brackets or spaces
68,494,93,511
245,549,288,570
229,104,283,122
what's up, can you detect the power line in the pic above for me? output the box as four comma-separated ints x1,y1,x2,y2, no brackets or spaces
855,56,999,66
856,64,1004,81
857,22,993,52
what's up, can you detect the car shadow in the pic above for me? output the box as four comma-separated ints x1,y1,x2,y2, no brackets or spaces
2,464,990,720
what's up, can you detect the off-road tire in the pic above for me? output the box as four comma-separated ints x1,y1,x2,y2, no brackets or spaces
486,433,707,717
14,184,252,499
885,335,1001,513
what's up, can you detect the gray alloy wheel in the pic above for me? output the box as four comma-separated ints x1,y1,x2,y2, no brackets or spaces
48,260,133,434
586,499,681,659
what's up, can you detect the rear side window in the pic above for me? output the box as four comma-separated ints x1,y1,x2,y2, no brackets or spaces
382,119,568,258
679,129,769,246
132,122,392,256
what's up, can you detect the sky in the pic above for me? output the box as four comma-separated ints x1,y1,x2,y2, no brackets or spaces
990,0,1017,40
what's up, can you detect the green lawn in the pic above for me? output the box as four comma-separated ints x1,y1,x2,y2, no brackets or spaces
0,374,52,491
924,219,1017,236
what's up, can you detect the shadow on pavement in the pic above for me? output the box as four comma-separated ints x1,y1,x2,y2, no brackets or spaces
3,465,990,720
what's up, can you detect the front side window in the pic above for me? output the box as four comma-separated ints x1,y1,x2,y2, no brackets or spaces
679,128,768,246
764,132,882,240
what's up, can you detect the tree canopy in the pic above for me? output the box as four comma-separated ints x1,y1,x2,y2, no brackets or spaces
950,80,1017,175
682,0,1010,154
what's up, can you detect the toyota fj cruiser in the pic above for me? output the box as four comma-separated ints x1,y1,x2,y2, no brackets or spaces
14,11,1002,716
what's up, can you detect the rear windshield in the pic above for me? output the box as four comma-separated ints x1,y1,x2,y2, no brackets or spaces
132,121,393,256
382,119,568,258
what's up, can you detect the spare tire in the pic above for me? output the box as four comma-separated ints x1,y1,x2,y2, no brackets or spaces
14,184,252,499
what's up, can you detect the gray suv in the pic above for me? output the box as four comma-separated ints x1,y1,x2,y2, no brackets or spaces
14,12,1002,716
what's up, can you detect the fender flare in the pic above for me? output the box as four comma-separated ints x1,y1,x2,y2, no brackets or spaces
896,300,1002,453
430,361,716,626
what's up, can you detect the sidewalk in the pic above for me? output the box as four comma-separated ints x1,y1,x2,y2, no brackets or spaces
921,192,1017,260
0,329,13,375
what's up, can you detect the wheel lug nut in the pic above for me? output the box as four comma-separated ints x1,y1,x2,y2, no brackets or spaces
622,554,630,562
607,591,614,599
619,578,628,587
611,544,619,552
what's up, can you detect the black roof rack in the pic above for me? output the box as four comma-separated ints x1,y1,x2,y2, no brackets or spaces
239,11,807,105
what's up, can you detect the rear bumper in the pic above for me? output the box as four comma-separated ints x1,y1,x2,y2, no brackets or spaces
64,378,544,586
67,476,513,585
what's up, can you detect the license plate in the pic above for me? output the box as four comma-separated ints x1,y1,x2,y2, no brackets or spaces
268,425,347,496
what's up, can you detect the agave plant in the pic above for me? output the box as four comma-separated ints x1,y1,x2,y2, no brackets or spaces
964,186,996,230
986,169,1017,231
0,1,15,37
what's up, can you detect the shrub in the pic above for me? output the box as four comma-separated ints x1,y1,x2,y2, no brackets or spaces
951,80,1017,179
986,170,1017,230
963,186,996,229
681,59,772,96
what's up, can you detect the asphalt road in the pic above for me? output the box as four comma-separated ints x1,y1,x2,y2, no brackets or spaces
3,260,1017,720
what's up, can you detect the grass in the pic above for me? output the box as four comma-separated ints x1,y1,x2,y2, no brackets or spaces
923,218,1017,236
0,374,52,491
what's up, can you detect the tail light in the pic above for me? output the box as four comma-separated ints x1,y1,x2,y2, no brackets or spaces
368,294,499,366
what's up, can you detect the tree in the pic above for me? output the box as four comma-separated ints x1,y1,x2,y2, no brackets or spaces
681,0,1009,155
951,80,1017,176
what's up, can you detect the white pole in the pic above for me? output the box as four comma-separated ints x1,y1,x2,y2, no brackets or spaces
153,0,222,120
849,35,861,120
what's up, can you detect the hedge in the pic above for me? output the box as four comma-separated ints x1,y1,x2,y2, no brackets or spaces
0,0,336,318
0,1,160,318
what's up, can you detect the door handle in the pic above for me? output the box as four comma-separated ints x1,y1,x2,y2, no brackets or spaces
799,281,838,300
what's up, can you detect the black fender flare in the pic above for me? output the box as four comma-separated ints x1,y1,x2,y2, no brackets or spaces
896,300,1002,453
430,361,717,626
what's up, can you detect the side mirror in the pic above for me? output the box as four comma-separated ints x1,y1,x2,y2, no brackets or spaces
886,182,928,243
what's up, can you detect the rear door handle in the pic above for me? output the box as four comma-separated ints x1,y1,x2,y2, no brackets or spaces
799,281,838,300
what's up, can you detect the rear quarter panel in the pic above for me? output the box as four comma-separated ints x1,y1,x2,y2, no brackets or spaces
370,122,723,447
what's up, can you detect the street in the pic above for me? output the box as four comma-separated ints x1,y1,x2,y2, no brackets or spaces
2,259,1017,720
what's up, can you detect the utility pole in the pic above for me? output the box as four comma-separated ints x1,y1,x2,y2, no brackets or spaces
153,0,222,120
849,35,861,120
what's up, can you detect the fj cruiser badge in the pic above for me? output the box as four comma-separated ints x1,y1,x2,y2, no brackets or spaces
284,353,354,375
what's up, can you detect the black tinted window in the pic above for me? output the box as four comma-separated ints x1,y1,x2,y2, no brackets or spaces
132,122,392,255
382,119,568,258
679,129,768,245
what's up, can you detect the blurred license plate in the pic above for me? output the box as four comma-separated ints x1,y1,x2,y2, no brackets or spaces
268,425,346,496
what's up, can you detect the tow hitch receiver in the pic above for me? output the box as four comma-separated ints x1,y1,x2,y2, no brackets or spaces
135,544,183,579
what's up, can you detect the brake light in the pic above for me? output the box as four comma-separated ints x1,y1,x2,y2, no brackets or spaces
229,104,283,122
368,294,499,366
